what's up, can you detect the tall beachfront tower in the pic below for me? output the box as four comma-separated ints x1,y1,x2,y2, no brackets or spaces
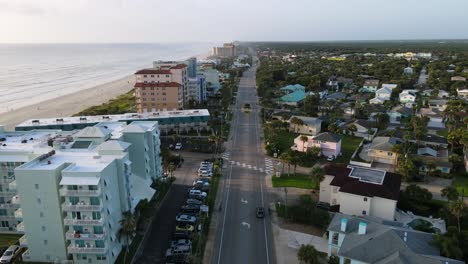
3,121,162,263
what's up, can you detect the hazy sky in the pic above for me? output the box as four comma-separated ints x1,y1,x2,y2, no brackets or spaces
1,0,468,43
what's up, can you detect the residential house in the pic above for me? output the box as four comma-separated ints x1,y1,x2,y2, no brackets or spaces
368,137,402,165
348,119,376,138
326,92,347,101
327,213,463,264
451,76,466,82
457,87,468,99
292,132,341,157
428,99,448,111
399,90,417,104
337,77,353,90
419,108,445,128
387,105,413,124
359,79,379,93
417,147,452,174
320,166,401,220
369,86,393,105
288,116,322,136
278,84,307,106
327,76,339,91
421,89,450,98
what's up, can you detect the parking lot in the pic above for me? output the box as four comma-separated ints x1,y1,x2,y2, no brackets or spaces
135,152,213,264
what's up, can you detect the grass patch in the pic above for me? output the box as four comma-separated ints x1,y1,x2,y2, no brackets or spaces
453,173,468,196
436,129,449,137
265,129,296,156
334,135,362,164
115,234,143,264
0,234,21,248
73,89,136,116
272,173,318,189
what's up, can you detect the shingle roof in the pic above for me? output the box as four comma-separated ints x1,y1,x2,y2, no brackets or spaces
325,166,402,200
370,137,402,152
313,132,341,143
279,90,306,102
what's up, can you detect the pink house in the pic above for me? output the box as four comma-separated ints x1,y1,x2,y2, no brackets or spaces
292,132,342,157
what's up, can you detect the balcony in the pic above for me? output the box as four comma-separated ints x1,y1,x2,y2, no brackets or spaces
19,235,27,247
0,190,17,197
22,249,31,261
59,188,101,197
0,215,19,221
16,222,24,232
8,180,16,191
65,231,106,240
62,202,103,212
67,245,107,254
64,218,104,226
0,202,20,209
0,178,15,184
14,208,22,219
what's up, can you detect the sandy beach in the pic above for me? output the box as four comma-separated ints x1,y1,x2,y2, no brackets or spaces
0,75,135,129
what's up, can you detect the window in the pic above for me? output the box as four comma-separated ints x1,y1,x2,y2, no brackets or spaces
44,240,48,245
37,198,41,204
93,226,104,234
39,212,44,217
95,240,105,248
90,197,100,205
363,197,368,202
0,209,7,216
387,152,393,156
35,184,39,189
97,255,107,260
69,197,79,205
332,233,339,245
362,210,367,215
42,226,46,231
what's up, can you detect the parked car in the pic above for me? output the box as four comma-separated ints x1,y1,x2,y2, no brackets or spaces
193,184,210,192
165,245,191,258
176,214,197,224
172,230,191,239
256,207,265,218
188,189,207,198
175,143,183,150
185,199,203,206
170,239,192,249
188,193,206,201
198,170,213,177
175,224,195,233
194,178,210,184
0,245,20,264
200,161,213,167
181,204,201,214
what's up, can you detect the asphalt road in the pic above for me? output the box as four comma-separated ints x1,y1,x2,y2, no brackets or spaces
212,57,275,264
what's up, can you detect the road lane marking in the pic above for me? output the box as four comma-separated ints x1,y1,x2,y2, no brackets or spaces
241,222,251,229
241,198,248,204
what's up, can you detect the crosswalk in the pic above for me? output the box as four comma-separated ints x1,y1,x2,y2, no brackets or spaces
220,152,276,175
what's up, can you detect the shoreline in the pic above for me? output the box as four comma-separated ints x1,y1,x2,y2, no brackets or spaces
0,51,211,130
0,75,134,129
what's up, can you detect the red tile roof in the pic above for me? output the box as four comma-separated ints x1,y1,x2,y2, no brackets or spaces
135,69,172,75
134,82,180,87
170,64,187,69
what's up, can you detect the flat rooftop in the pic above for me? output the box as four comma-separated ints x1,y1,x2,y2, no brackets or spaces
348,166,386,185
16,109,210,128
0,130,60,151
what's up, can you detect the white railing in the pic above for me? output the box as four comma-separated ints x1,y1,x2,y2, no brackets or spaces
67,245,107,254
0,190,17,196
60,188,101,197
64,218,104,226
65,231,106,240
19,235,27,247
61,203,103,211
0,203,20,209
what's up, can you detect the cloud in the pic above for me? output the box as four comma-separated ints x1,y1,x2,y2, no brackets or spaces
0,1,46,16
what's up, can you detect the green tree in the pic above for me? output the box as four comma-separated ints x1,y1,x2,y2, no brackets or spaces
290,117,304,133
328,255,340,264
348,124,357,136
397,158,416,182
168,163,176,177
441,186,459,201
297,244,319,264
436,226,464,260
448,200,467,233
404,184,432,202
310,166,325,184
374,113,390,129
300,135,309,152
119,211,136,264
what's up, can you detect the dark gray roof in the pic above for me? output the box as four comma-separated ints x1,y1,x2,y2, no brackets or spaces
313,132,341,143
328,214,464,264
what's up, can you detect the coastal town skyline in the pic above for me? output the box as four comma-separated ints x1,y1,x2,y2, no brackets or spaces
1,0,468,43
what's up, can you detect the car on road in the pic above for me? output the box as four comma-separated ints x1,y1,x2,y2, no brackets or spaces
165,245,191,258
193,184,210,192
198,170,213,177
175,224,195,232
256,207,265,218
0,245,20,264
175,143,183,150
194,178,210,184
180,204,200,214
200,161,213,167
188,189,207,198
176,214,197,224
185,198,203,206
172,230,191,239
170,239,192,249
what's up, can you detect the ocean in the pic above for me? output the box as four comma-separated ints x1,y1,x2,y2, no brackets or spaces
0,43,211,113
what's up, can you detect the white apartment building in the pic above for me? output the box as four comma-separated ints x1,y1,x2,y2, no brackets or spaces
0,121,162,263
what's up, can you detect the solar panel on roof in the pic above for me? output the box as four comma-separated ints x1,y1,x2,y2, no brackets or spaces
348,166,386,185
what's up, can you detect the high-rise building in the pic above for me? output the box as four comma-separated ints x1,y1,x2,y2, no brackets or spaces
211,43,236,58
186,57,197,78
135,62,188,113
187,74,207,104
0,121,162,263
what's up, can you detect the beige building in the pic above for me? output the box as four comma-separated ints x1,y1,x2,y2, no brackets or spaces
134,63,188,113
211,43,236,57
319,166,401,221
367,137,402,165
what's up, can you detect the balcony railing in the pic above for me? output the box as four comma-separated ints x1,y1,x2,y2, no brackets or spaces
22,249,31,261
0,215,19,221
64,218,104,226
59,188,101,197
67,245,107,254
61,203,103,212
19,235,27,247
0,203,20,209
65,231,106,240
0,190,17,196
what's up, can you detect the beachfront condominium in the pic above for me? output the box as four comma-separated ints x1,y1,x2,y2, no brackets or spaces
188,73,207,104
0,121,162,263
135,62,188,113
211,43,236,58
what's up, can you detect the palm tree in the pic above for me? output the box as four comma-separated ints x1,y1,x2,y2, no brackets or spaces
209,134,223,158
279,151,292,176
448,200,466,232
297,244,319,264
119,211,136,264
310,166,325,185
290,117,304,133
168,163,176,177
300,135,309,152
